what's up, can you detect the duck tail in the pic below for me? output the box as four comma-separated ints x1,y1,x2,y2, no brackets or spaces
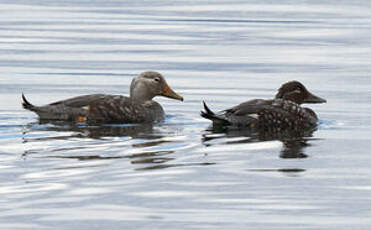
200,101,230,125
201,100,215,116
22,93,36,111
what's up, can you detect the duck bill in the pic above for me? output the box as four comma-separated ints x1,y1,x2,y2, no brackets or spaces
303,92,327,104
162,84,183,101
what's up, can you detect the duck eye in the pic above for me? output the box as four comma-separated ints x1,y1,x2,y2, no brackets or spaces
154,78,160,82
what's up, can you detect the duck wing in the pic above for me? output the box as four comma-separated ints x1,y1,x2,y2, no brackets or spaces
225,99,272,115
22,94,107,120
87,96,164,123
48,94,106,107
201,99,271,127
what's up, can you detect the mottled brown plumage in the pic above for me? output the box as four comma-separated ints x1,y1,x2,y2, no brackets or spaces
201,81,326,130
22,71,183,123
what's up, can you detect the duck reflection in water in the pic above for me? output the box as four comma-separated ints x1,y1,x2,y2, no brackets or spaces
22,121,172,168
202,125,315,159
25,119,157,139
22,120,212,171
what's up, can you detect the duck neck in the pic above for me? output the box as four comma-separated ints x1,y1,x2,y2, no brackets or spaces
130,81,155,103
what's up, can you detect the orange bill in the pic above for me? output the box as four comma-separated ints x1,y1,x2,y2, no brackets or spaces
162,84,183,101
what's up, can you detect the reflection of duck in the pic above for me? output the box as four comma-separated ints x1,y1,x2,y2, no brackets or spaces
22,71,183,124
22,121,211,171
27,120,157,139
202,127,315,159
77,124,156,139
280,138,311,159
201,81,326,131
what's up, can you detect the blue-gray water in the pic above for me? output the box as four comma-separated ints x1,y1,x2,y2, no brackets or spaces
1,1,371,229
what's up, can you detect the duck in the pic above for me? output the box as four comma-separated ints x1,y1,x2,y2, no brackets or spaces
201,81,326,131
22,71,183,123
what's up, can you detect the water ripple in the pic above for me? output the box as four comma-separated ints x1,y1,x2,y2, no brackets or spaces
1,1,371,229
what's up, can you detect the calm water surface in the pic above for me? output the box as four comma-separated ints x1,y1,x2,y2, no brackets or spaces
1,1,371,229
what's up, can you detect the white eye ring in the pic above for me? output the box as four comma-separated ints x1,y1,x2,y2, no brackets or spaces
154,78,160,82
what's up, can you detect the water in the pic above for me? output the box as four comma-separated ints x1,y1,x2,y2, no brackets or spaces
1,1,371,229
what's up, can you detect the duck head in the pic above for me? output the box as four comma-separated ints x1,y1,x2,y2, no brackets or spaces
130,71,183,102
275,81,326,105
